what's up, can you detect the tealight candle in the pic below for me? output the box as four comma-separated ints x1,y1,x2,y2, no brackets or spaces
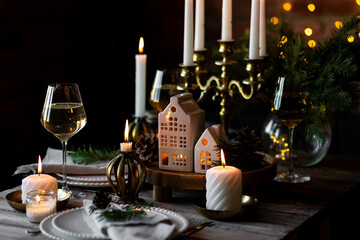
120,119,132,152
21,156,58,203
206,149,242,211
26,189,56,223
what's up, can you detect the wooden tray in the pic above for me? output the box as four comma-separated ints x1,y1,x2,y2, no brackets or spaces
146,153,277,201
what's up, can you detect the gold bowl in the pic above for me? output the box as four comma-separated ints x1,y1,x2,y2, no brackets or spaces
6,189,71,212
194,195,258,220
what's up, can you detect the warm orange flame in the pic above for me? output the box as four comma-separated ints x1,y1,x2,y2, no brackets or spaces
220,149,226,168
38,155,42,174
138,37,144,54
124,119,129,142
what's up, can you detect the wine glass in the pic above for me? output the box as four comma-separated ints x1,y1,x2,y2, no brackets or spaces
149,68,183,112
271,77,312,183
41,83,87,196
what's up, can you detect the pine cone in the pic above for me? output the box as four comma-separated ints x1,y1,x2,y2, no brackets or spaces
234,126,264,154
93,190,111,209
135,133,158,161
219,126,267,171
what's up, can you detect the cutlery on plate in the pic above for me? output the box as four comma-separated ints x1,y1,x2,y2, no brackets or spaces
182,221,214,237
26,229,41,234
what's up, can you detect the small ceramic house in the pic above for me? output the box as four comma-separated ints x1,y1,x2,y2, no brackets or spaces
158,93,205,172
194,124,230,174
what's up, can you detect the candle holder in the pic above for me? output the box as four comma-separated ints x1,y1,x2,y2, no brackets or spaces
191,40,264,135
106,151,147,203
128,116,156,143
26,189,56,223
193,49,208,77
178,64,198,92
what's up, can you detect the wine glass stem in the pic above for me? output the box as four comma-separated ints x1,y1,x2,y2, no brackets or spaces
288,126,295,177
61,141,69,191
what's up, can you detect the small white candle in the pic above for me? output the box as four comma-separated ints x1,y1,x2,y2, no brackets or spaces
135,37,147,118
194,0,205,51
183,0,194,66
120,119,132,152
21,156,58,203
26,190,56,223
206,150,242,211
259,0,266,57
221,0,232,41
249,0,260,59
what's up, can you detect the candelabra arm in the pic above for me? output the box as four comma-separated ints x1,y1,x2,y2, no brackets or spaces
228,80,255,100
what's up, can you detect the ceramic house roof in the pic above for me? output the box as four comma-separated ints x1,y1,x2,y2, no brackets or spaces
162,93,203,116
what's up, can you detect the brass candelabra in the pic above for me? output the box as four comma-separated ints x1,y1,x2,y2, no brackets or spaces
180,40,264,136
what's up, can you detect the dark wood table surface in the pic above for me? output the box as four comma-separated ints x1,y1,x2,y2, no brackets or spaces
0,155,359,240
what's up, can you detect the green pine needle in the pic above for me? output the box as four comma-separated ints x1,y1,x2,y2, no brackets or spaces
69,145,118,165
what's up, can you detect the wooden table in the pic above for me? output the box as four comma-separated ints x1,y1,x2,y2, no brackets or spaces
0,155,359,240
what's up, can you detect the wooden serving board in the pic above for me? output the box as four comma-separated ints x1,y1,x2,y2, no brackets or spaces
145,153,277,202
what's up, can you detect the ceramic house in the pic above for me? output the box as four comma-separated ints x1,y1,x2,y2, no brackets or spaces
194,124,230,174
158,93,205,172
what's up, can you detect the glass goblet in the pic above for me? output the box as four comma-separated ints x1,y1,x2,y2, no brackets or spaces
41,83,87,196
271,77,312,183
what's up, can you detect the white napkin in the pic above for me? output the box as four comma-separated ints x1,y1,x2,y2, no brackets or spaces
13,147,109,176
83,200,176,240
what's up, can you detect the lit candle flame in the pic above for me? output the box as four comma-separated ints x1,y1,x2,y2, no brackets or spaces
124,119,129,142
38,155,42,174
220,149,226,168
36,195,40,202
138,37,144,54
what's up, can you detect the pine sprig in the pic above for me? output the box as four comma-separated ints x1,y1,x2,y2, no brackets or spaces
69,145,118,165
99,208,146,222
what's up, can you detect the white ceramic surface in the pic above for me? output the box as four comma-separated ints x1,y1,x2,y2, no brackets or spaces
40,206,188,240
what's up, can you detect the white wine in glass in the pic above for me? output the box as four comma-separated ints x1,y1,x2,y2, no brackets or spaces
41,83,87,195
271,77,312,183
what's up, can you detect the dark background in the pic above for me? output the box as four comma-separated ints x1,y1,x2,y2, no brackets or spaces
1,0,359,191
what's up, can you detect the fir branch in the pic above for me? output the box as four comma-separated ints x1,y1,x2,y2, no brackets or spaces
99,209,146,222
69,145,118,165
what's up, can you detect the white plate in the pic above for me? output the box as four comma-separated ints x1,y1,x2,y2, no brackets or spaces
41,206,188,240
56,174,115,183
52,208,109,239
57,180,112,188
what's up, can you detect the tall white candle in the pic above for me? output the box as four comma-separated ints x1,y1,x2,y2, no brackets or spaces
259,0,266,57
183,0,194,66
135,37,147,118
206,150,242,211
221,0,232,41
249,0,260,59
21,156,58,203
194,0,205,51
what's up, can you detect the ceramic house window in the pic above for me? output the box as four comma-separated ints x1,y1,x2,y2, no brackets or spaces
158,93,205,172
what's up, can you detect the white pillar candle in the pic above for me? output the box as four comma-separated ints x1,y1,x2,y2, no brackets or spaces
183,0,194,66
221,0,232,41
259,0,266,57
249,0,260,59
206,150,242,211
21,156,58,203
120,119,132,152
135,37,147,118
26,190,56,223
194,0,205,51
